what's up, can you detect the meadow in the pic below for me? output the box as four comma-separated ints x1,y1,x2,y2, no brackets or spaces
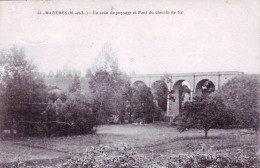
0,123,259,167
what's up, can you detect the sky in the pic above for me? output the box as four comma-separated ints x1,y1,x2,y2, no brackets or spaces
0,0,259,75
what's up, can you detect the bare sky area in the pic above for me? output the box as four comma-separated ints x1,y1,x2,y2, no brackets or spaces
0,0,259,75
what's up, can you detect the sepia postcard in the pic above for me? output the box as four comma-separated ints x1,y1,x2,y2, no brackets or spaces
0,0,259,167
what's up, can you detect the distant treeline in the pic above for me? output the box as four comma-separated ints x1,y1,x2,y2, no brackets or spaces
0,47,259,138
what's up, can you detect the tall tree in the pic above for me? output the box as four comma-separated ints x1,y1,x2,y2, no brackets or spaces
122,83,135,123
69,74,81,93
1,47,48,136
88,43,130,124
55,69,63,78
132,82,155,123
93,42,119,74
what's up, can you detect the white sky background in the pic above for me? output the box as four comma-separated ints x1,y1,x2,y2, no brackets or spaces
0,0,259,75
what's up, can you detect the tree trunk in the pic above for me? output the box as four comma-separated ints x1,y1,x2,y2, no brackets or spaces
152,110,155,123
142,112,146,124
204,130,208,138
129,112,132,123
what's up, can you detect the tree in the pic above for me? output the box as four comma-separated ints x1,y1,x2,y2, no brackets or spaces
56,92,96,136
89,70,130,124
151,80,168,111
132,82,155,123
0,47,48,136
161,73,176,102
88,44,130,124
93,42,119,74
178,96,231,138
42,91,96,136
108,72,130,124
213,75,260,131
88,70,112,123
69,74,81,93
47,71,55,78
47,88,67,103
122,83,135,123
55,69,63,78
179,85,191,111
161,73,172,84
85,68,92,78
41,100,57,137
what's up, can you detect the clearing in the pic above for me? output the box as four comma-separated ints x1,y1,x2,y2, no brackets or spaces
0,124,258,167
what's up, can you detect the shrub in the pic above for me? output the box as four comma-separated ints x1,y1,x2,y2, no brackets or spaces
9,144,260,168
60,144,260,168
61,145,142,168
177,96,232,138
213,75,260,131
55,92,97,136
41,92,97,137
164,147,260,168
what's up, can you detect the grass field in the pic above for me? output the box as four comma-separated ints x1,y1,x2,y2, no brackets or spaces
0,123,259,167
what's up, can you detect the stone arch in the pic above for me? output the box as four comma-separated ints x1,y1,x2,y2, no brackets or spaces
151,80,168,111
195,79,216,97
169,80,191,117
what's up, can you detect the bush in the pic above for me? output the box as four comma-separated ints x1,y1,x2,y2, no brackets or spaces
213,75,260,130
9,144,260,168
41,92,97,137
60,144,260,168
54,92,97,136
153,106,166,122
164,147,260,168
61,145,142,168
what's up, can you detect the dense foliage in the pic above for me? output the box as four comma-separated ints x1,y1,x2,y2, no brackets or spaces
3,46,258,140
62,145,140,168
177,96,232,138
42,92,96,136
0,46,164,136
12,144,258,168
88,68,160,124
88,70,130,124
68,74,81,93
177,75,260,137
213,76,260,131
151,80,168,111
0,47,97,137
41,72,96,136
88,44,162,124
132,81,156,123
0,47,49,136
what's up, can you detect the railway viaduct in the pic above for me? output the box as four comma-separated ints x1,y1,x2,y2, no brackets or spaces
45,71,244,118
129,71,243,118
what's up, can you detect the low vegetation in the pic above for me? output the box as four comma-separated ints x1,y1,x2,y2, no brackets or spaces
1,125,259,167
61,145,259,168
